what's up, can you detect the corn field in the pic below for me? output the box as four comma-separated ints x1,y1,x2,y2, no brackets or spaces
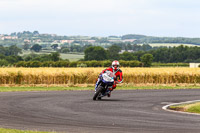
0,67,200,85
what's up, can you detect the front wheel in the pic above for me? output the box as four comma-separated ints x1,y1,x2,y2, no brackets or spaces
93,86,103,100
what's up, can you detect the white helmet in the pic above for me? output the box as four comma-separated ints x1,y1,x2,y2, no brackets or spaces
112,60,120,71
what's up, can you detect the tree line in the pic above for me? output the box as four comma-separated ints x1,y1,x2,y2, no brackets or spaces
122,34,200,45
0,45,199,67
84,45,200,63
133,45,200,63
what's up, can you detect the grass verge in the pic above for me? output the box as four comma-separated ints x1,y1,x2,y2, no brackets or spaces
169,102,200,114
0,128,56,133
0,85,200,92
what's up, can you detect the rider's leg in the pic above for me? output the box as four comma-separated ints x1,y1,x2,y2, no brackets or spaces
107,84,116,97
110,84,116,91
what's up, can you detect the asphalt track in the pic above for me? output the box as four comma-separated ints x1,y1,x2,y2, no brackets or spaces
0,89,200,133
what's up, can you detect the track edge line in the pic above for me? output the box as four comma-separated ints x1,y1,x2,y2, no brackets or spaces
162,100,200,116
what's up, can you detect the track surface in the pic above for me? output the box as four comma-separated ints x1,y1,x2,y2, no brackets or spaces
0,89,200,133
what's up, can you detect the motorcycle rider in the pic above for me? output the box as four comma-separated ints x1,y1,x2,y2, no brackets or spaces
95,60,123,97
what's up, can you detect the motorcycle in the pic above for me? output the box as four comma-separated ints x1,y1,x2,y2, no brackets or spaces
93,71,115,100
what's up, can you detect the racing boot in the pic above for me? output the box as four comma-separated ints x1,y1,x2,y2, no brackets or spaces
107,91,111,97
107,88,113,97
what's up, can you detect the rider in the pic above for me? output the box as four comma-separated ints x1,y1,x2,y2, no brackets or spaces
95,60,123,97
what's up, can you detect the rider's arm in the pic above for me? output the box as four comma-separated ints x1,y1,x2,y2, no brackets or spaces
115,71,123,84
101,67,112,74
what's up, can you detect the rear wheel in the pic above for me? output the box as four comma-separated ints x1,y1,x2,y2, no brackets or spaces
93,86,103,100
98,97,102,100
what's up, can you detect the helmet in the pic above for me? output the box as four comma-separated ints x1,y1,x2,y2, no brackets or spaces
112,60,120,71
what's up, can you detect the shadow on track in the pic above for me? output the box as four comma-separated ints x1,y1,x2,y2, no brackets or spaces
92,99,132,102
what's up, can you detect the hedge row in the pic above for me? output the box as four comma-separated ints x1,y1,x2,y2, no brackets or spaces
14,60,143,67
152,63,189,67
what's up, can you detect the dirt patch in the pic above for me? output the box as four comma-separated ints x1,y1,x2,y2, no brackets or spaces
168,106,186,112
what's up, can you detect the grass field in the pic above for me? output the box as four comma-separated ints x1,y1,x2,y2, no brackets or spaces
169,102,200,114
20,50,84,61
60,53,84,61
0,128,56,133
138,43,200,47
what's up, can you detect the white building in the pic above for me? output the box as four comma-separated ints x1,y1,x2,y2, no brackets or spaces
190,63,200,68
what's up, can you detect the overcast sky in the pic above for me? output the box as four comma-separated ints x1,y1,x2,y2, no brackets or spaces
0,0,200,37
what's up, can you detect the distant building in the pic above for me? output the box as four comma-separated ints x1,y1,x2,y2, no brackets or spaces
108,40,121,42
1,36,18,40
50,34,57,36
190,63,200,68
41,33,57,36
122,39,136,43
127,50,134,53
24,39,31,43
108,39,136,43
52,40,60,44
33,39,42,43
57,46,61,50
82,40,96,43
60,40,74,44
119,50,126,54
119,50,134,54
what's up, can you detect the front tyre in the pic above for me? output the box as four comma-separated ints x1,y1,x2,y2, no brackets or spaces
93,86,103,100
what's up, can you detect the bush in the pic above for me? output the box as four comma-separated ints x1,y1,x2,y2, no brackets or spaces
41,61,55,67
31,61,42,67
0,60,9,66
77,63,87,67
24,61,32,67
85,60,102,67
16,61,26,67
69,62,77,67
12,60,145,68
119,60,129,67
54,61,69,67
102,60,112,67
152,63,189,67
129,60,142,67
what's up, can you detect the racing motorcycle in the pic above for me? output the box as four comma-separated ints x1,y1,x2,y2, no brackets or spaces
93,71,115,100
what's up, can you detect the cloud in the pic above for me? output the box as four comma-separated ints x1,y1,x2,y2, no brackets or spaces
0,0,200,37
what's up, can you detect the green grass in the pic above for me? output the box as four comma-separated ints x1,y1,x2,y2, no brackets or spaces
60,53,84,61
0,85,200,92
187,103,200,113
169,102,200,114
0,128,56,133
138,43,200,47
20,50,84,61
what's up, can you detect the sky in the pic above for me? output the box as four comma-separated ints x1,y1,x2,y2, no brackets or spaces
0,0,200,37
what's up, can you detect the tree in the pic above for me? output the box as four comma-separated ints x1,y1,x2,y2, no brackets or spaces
84,46,108,61
119,52,137,61
33,31,39,35
23,42,30,50
61,48,70,53
51,44,58,50
140,54,153,67
50,52,60,61
30,44,42,52
107,45,121,60
0,59,9,66
7,45,22,56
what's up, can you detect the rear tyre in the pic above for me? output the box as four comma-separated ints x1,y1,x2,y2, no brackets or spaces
98,97,102,100
93,86,103,100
